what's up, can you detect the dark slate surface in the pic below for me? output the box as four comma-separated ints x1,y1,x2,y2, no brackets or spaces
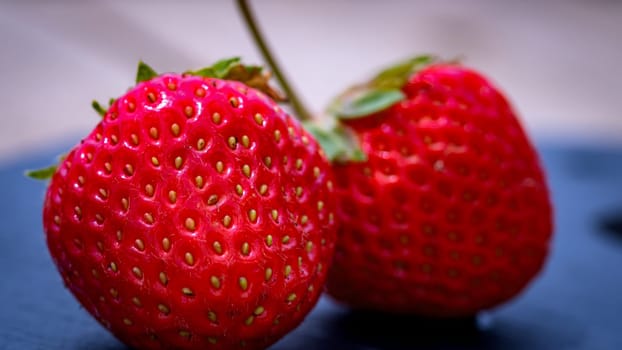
1,142,621,350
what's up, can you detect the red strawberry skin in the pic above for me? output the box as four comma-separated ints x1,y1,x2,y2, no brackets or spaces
326,65,553,317
43,75,336,349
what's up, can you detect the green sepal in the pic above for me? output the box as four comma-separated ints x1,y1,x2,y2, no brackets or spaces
371,55,436,89
187,57,262,81
92,98,117,118
303,121,367,163
331,88,405,120
329,54,438,120
136,61,158,83
188,57,285,102
91,100,107,117
25,165,58,180
188,57,242,79
208,57,244,78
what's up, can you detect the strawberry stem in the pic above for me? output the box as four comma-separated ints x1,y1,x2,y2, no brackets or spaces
236,0,311,121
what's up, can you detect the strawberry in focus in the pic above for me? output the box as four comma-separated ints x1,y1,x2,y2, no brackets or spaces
34,59,336,349
323,57,553,317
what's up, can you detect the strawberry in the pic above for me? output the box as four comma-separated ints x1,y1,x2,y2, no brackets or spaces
238,0,551,318
30,59,336,349
319,57,554,317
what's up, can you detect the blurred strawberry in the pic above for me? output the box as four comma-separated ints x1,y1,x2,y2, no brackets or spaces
321,56,553,317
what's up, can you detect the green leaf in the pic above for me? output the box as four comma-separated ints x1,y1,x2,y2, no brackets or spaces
187,58,285,102
189,66,216,78
25,165,58,180
325,54,438,121
189,57,241,79
372,55,436,89
334,88,405,120
91,100,106,117
350,148,367,162
136,61,158,83
210,57,241,78
304,124,344,161
303,121,367,163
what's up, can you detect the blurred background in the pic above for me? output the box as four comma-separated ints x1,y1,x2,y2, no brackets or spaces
1,1,622,349
1,0,621,164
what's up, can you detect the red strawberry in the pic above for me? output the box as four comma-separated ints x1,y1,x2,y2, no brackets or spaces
322,57,553,317
31,59,336,349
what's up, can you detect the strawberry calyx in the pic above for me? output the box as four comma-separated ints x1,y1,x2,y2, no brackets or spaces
91,98,116,118
29,58,284,180
136,60,158,83
185,57,285,102
303,120,366,162
91,100,107,117
26,153,67,180
26,164,59,180
303,55,439,163
306,55,438,163
91,58,285,118
327,88,406,120
328,55,438,120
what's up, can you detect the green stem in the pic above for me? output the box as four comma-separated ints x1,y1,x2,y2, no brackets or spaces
236,0,311,121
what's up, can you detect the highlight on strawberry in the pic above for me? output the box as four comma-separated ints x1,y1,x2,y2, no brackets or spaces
29,58,337,349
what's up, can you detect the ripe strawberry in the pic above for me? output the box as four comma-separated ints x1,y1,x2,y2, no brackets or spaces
31,59,336,349
322,57,553,317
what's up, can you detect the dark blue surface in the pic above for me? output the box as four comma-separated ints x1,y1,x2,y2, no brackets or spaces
1,142,621,349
